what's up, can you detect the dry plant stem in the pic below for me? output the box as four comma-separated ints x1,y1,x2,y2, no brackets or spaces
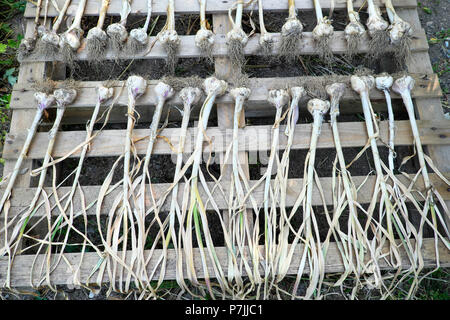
187,77,227,297
257,0,274,55
279,0,303,62
392,76,449,260
326,83,371,291
351,75,403,274
261,89,289,297
107,0,131,54
344,0,365,59
60,0,87,67
135,82,174,285
18,0,43,59
6,88,76,264
275,87,304,281
127,0,152,55
165,87,202,291
158,0,180,74
227,0,249,70
195,0,214,61
86,0,112,62
366,0,389,61
312,0,334,63
0,93,55,238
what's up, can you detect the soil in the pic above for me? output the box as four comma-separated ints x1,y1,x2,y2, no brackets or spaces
1,3,449,300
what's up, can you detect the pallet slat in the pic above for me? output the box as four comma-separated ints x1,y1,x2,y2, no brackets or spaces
24,0,418,18
1,239,447,288
2,120,449,160
10,74,441,110
19,29,429,63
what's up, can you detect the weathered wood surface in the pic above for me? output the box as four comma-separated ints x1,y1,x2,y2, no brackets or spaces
1,239,447,288
2,172,448,219
2,120,449,160
19,29,429,62
10,74,442,110
24,0,418,17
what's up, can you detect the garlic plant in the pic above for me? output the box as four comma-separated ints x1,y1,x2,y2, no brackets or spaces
127,0,153,54
279,0,303,62
392,76,450,250
351,75,404,284
325,82,373,295
165,86,202,292
86,0,112,62
0,91,56,224
261,89,290,297
385,0,413,64
257,0,274,55
312,0,334,63
107,0,132,53
344,0,365,59
275,86,305,282
226,0,249,69
135,81,174,282
158,0,180,74
186,77,228,297
18,0,43,60
8,87,77,257
195,0,214,61
60,0,88,67
35,0,71,59
366,0,390,60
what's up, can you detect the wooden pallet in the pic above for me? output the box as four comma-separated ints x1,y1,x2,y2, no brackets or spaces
1,0,449,289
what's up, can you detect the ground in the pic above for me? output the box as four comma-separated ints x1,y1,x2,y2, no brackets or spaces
0,1,449,300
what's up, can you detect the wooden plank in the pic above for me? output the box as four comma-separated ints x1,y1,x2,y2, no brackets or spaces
11,74,442,111
19,29,429,62
24,0,418,18
2,120,449,160
1,238,447,288
3,172,449,219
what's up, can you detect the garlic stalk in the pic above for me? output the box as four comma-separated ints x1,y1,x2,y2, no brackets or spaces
135,82,174,282
392,76,450,249
312,0,334,63
86,0,112,62
325,82,373,293
8,88,77,256
279,0,303,62
262,89,289,297
187,77,227,298
257,0,274,55
0,92,55,224
127,0,153,54
366,0,389,60
35,0,71,58
60,0,88,66
344,0,365,59
275,86,305,282
351,75,403,276
384,0,413,64
18,0,43,59
107,0,132,53
165,86,202,292
158,0,180,74
227,0,249,69
195,0,214,61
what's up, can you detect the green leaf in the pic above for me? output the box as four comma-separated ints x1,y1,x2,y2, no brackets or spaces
7,75,17,86
423,7,432,14
0,43,7,54
4,67,15,78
